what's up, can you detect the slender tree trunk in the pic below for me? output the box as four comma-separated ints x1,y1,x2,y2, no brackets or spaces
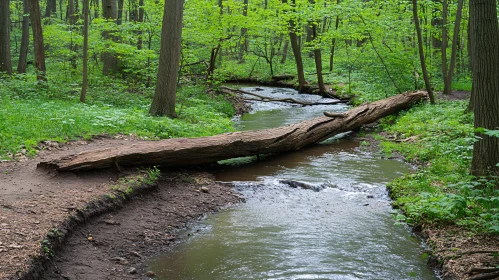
67,0,77,24
117,0,124,24
280,40,289,64
81,0,90,103
431,0,442,49
412,0,435,104
102,0,120,74
45,0,57,17
137,0,144,50
94,0,99,18
312,24,325,93
149,0,184,117
239,0,248,63
17,0,30,73
289,31,307,92
329,0,340,72
441,0,448,93
283,0,307,92
29,0,47,81
443,0,464,95
469,0,499,176
466,21,474,112
0,0,13,74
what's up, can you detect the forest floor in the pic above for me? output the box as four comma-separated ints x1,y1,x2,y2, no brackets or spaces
1,89,498,280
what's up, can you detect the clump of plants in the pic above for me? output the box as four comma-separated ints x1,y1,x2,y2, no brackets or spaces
377,100,499,234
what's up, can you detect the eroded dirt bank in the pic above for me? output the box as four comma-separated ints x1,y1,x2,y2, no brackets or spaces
37,172,242,280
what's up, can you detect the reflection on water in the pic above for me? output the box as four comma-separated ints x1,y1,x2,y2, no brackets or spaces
147,87,438,280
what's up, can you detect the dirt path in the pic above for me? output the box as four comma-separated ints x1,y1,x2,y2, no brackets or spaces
0,136,241,280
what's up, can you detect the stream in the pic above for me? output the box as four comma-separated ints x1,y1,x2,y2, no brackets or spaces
147,87,439,279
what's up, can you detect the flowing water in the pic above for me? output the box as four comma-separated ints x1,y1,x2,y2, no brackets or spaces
147,87,439,280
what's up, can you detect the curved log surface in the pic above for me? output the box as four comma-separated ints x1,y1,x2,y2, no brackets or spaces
38,91,427,171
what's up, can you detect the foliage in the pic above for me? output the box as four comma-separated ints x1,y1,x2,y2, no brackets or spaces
0,74,235,160
377,100,499,234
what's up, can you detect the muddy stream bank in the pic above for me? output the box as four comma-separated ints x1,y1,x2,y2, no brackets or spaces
40,87,439,279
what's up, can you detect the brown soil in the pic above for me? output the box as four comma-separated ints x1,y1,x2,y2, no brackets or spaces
0,137,241,280
437,90,471,101
37,172,241,280
1,137,133,279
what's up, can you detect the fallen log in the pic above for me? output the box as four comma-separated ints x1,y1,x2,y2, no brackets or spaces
38,91,427,171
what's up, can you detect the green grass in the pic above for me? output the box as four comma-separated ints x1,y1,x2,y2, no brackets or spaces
0,75,235,160
374,100,499,234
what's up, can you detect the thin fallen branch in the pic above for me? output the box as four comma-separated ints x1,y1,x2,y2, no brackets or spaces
221,86,344,106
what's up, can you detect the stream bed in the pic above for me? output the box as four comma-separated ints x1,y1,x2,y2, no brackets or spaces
147,87,439,279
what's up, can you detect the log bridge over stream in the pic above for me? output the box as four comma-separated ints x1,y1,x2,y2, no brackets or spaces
38,91,427,171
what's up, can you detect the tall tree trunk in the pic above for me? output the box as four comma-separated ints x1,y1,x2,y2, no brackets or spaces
94,0,99,18
137,0,144,49
238,0,248,63
29,0,47,81
280,40,289,64
469,0,499,176
412,0,435,104
44,0,57,17
283,0,307,92
441,0,448,94
67,0,77,24
442,0,464,95
329,5,340,72
102,0,120,75
466,21,474,112
17,0,30,73
81,0,90,103
117,0,124,24
312,24,325,93
149,0,184,117
0,0,13,74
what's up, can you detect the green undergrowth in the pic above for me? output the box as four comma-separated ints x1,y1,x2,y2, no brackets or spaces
0,74,235,160
376,100,499,234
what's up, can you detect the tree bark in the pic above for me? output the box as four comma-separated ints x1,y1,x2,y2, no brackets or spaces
0,0,12,74
280,40,289,64
44,0,57,18
102,0,120,75
442,0,464,95
469,0,499,176
39,91,427,171
412,0,435,104
29,0,47,81
441,0,448,93
67,0,77,24
80,0,90,103
238,0,248,63
283,0,307,92
116,0,123,24
148,0,184,117
312,24,326,93
137,0,144,49
17,0,29,73
329,0,340,72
